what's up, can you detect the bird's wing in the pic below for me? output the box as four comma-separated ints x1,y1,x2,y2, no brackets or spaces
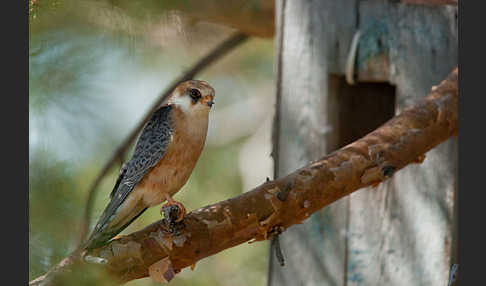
109,162,128,199
85,105,173,249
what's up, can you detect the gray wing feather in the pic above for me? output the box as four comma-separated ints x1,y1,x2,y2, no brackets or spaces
86,105,173,249
109,162,128,199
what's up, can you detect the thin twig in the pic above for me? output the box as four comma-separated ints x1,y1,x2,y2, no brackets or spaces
76,32,249,248
273,236,285,267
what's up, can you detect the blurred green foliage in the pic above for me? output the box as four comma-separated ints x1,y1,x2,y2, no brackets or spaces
29,148,81,278
29,1,274,285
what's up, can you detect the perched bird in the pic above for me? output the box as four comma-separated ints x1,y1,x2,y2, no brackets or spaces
84,80,215,250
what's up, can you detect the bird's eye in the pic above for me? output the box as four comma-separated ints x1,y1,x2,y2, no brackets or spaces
189,89,202,102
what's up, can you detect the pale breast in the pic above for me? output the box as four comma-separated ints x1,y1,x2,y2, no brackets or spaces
136,106,208,207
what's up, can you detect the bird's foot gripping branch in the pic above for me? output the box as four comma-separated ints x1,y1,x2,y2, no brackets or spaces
161,204,186,236
31,67,457,286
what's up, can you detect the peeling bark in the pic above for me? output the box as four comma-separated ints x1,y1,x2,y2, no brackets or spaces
30,68,458,285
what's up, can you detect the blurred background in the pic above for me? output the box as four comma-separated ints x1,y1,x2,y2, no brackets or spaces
29,1,275,285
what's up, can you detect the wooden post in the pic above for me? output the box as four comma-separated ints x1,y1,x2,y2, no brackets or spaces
270,1,457,285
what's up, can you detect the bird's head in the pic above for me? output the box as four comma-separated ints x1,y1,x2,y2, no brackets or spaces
168,80,215,115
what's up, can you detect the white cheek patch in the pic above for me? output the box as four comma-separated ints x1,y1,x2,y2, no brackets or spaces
171,95,192,112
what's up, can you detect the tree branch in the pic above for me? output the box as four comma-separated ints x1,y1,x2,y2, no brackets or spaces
77,32,249,248
165,0,275,37
32,67,457,285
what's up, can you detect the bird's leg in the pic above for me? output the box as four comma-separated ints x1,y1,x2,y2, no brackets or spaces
161,193,186,223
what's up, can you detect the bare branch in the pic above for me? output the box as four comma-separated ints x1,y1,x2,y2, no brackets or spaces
76,32,249,248
48,67,460,285
169,0,275,37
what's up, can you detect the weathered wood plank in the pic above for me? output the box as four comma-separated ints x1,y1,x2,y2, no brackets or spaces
270,1,457,285
346,2,457,285
269,1,358,285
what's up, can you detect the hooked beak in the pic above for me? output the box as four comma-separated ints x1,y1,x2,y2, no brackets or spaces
207,100,215,107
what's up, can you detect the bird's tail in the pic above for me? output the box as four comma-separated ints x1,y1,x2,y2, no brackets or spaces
83,199,147,251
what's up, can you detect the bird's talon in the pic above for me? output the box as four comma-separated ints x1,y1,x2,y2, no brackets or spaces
161,201,186,224
160,204,186,235
174,202,186,222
